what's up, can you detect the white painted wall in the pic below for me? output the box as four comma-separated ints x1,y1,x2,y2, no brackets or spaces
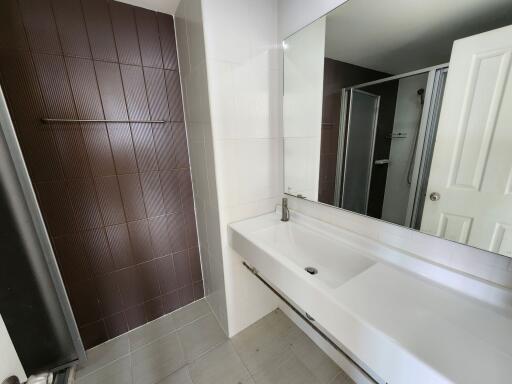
283,17,326,200
175,0,229,331
381,73,428,225
177,0,282,336
0,315,26,383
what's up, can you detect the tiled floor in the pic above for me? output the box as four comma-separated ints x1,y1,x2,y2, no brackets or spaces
76,299,355,384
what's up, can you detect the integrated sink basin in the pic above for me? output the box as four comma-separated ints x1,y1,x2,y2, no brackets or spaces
249,220,375,289
229,209,512,384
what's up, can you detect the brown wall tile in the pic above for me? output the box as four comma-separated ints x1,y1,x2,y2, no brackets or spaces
118,267,145,307
127,219,155,263
68,280,101,326
79,321,108,349
82,229,115,275
135,8,163,68
94,61,128,120
51,0,91,58
81,0,117,62
118,173,147,221
189,247,202,282
65,57,104,120
95,176,126,226
144,67,169,120
153,123,176,170
19,0,61,54
0,0,29,51
104,312,128,339
0,51,63,181
130,123,158,171
53,234,92,283
106,124,139,174
35,181,76,236
160,171,182,214
179,285,194,306
52,124,91,179
96,272,126,316
173,250,192,289
124,304,146,330
140,172,166,218
82,123,116,176
167,213,187,253
106,224,135,269
162,291,180,313
120,64,150,120
172,122,189,168
157,13,178,70
144,297,163,321
148,215,171,257
33,53,76,119
155,255,178,294
0,0,200,350
110,2,141,66
165,70,184,121
193,282,204,301
67,178,103,230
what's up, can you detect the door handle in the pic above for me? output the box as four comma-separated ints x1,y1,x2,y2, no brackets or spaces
429,192,441,201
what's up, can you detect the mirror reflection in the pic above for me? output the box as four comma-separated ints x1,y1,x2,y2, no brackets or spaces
283,0,512,257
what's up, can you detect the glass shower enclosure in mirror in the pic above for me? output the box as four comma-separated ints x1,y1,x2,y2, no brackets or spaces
283,0,512,257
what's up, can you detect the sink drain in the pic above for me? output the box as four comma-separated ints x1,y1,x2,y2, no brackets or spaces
305,266,318,275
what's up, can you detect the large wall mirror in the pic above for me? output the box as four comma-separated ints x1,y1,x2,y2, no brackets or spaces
283,0,512,257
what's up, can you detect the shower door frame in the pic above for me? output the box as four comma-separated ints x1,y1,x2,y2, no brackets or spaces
405,66,449,228
334,63,449,223
0,87,86,369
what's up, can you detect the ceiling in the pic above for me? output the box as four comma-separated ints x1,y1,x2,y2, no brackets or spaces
115,0,181,14
324,0,512,74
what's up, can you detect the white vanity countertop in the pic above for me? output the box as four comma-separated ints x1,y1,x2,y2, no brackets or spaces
335,263,512,383
229,211,512,384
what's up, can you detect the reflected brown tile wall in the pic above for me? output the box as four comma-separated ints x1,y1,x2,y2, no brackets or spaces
0,0,201,349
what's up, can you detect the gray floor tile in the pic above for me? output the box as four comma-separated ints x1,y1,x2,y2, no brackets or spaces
252,354,321,384
172,299,211,328
77,355,132,384
132,332,186,384
77,335,131,378
290,332,341,384
129,313,177,351
156,367,193,384
330,371,356,384
75,307,353,384
231,309,299,376
188,342,254,384
178,313,227,362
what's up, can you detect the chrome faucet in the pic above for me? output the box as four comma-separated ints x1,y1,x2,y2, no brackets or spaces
281,197,290,222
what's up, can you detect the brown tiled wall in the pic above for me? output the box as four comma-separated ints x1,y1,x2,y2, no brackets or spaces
0,0,202,349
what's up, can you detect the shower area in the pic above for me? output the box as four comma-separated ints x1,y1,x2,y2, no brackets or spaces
334,65,448,228
0,0,203,374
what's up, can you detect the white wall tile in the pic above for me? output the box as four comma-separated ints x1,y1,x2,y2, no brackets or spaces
180,0,283,336
202,0,251,64
176,0,228,333
284,137,320,200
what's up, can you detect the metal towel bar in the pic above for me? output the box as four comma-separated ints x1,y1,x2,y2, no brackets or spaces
41,118,167,124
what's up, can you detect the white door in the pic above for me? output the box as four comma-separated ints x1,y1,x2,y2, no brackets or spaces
421,25,512,258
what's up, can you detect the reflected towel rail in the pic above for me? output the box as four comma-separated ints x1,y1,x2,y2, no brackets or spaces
41,118,167,124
